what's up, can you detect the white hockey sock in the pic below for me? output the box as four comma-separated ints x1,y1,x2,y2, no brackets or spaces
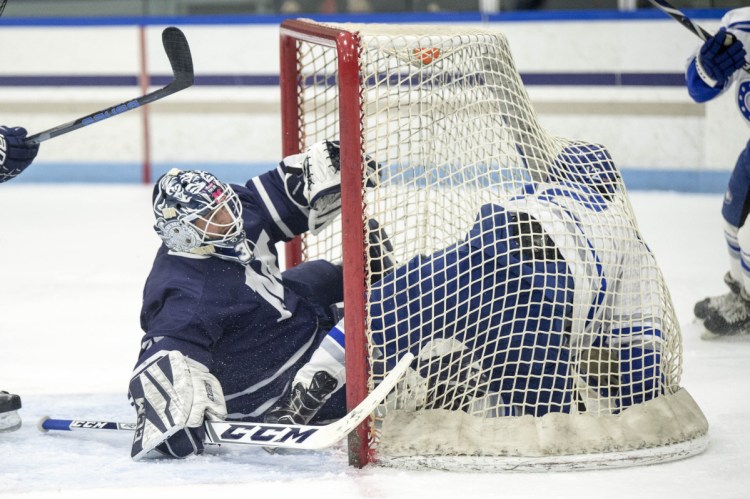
295,322,346,393
725,222,744,286
735,221,750,298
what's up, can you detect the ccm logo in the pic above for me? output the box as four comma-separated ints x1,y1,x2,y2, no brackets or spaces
70,421,110,429
219,424,318,444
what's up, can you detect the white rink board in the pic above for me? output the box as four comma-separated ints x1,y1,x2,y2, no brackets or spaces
0,17,744,176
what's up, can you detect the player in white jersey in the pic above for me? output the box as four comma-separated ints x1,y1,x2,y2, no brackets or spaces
686,8,750,338
264,142,666,425
0,125,40,431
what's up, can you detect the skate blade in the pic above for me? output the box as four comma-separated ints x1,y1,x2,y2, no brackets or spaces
699,326,750,342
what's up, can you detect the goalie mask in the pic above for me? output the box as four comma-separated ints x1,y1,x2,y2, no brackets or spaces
152,169,252,263
548,141,621,198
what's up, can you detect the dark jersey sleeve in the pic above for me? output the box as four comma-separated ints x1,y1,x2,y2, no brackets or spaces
236,166,311,244
137,247,224,369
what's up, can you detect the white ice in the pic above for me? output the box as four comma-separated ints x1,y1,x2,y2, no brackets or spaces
0,186,748,498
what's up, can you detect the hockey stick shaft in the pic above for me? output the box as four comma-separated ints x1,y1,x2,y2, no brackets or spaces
647,0,711,40
39,352,415,451
648,0,750,72
23,27,194,145
38,416,136,432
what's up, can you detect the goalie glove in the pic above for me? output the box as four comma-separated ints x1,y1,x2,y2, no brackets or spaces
696,28,747,88
282,140,379,235
128,350,227,460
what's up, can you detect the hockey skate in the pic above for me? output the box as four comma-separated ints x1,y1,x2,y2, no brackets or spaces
418,351,490,413
694,272,744,320
264,371,338,425
0,391,22,433
698,275,750,339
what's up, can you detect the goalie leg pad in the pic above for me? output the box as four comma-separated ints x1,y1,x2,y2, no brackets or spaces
129,350,227,460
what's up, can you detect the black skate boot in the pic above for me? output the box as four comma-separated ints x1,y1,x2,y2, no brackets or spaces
694,272,745,320
0,391,22,433
264,371,338,425
367,218,395,285
702,283,750,337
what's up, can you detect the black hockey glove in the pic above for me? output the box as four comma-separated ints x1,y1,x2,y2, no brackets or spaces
0,126,39,183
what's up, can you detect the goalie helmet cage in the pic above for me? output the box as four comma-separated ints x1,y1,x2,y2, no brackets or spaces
279,19,709,471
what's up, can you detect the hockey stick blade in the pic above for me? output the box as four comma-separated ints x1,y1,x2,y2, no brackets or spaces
648,0,750,73
39,352,415,451
203,352,414,449
24,27,194,145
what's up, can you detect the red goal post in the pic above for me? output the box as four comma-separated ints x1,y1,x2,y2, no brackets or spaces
280,19,372,466
278,19,709,470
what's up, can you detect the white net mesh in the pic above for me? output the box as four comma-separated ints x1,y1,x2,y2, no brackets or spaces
284,21,708,469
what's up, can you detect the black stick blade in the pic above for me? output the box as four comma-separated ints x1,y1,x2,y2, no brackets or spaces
162,27,194,87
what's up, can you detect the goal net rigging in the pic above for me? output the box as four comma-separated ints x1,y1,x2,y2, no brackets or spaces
279,19,709,471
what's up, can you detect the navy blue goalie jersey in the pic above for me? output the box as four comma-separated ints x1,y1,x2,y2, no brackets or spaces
136,167,343,420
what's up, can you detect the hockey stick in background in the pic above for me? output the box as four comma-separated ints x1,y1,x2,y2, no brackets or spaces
38,352,414,451
23,26,194,145
648,0,750,73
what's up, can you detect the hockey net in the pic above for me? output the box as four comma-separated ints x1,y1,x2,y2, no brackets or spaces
279,20,709,471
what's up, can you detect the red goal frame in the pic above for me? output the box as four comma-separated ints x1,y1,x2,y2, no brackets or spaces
279,19,372,467
277,18,712,472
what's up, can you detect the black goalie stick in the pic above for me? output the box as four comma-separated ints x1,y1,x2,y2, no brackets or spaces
38,353,415,452
648,0,750,73
24,26,194,145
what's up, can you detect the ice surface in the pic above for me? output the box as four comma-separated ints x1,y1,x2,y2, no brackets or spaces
1,186,748,498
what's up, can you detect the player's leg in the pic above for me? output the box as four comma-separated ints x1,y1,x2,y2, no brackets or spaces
265,238,466,426
0,391,22,433
698,139,750,335
693,223,744,319
263,319,345,425
264,221,395,425
702,220,750,335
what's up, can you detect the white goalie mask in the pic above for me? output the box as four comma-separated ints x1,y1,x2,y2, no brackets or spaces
152,168,245,255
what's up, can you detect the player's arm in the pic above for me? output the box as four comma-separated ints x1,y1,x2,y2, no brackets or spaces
685,27,747,103
0,126,40,183
130,269,226,459
239,140,375,240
